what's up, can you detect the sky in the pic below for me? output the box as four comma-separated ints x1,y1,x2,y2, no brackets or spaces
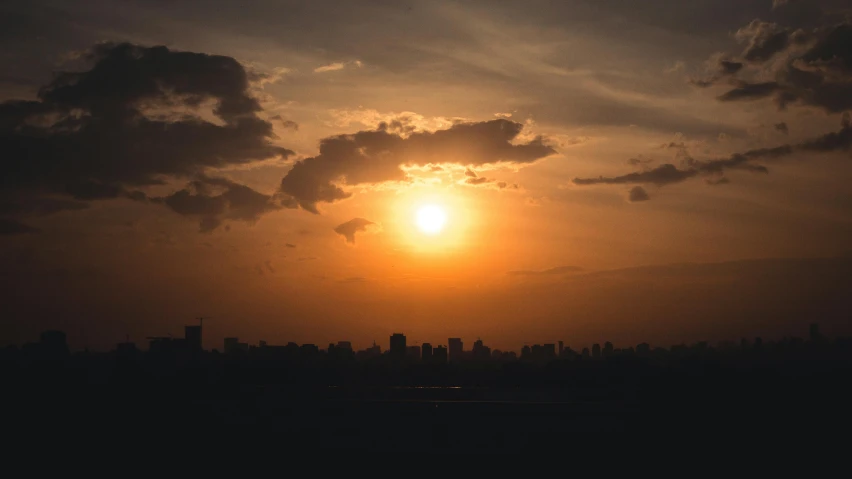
2,0,852,351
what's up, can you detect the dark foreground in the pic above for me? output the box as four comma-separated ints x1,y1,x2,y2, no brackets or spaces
9,376,851,451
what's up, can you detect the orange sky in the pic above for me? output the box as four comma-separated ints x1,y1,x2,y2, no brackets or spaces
2,0,852,351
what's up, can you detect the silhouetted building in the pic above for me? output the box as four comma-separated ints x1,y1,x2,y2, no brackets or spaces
637,343,651,355
224,337,248,354
433,345,448,364
421,343,433,362
185,325,202,351
337,341,352,351
543,344,556,360
582,347,590,359
558,341,564,357
406,345,421,361
592,343,601,359
472,339,491,360
604,341,613,357
521,345,531,360
448,338,463,362
390,333,406,360
39,330,69,358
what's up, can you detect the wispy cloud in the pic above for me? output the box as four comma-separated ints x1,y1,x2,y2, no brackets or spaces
314,60,362,73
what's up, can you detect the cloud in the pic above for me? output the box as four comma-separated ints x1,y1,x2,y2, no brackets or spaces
665,61,685,74
705,20,852,114
717,81,780,102
628,186,650,202
0,218,39,235
314,62,345,73
464,168,478,177
573,116,852,190
464,176,490,185
690,57,745,87
278,119,555,213
156,175,296,232
507,265,584,276
285,243,297,248
736,20,797,63
705,176,731,186
0,42,292,231
333,217,376,244
574,164,698,186
314,60,362,73
269,114,299,131
775,122,789,135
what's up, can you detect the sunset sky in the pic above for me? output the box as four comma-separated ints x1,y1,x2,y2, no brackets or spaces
2,0,852,351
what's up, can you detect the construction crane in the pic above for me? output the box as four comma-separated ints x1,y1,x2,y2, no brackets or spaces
195,316,211,327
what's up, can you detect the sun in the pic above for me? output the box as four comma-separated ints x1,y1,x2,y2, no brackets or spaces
415,204,447,235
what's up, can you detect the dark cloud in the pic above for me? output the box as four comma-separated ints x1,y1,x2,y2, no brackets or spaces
269,115,299,131
800,113,852,151
574,164,698,186
706,176,731,185
157,175,295,232
0,42,292,231
628,186,650,202
495,181,519,190
278,119,555,213
719,60,745,75
464,168,478,177
464,176,490,185
573,117,852,190
710,21,852,114
690,58,746,88
0,218,39,235
285,243,297,248
462,175,519,189
333,217,375,244
507,265,585,276
717,81,780,102
736,20,795,63
775,122,789,135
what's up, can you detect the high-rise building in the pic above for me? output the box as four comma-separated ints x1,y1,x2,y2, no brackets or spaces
543,344,556,360
406,345,421,361
390,333,407,360
472,339,491,360
337,341,353,351
433,345,448,364
558,341,564,357
421,343,433,362
603,341,613,357
448,338,463,362
592,343,601,359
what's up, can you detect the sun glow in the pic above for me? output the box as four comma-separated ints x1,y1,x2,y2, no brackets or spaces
415,205,447,235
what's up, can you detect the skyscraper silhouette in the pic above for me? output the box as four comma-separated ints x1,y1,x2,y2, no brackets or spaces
448,338,463,362
390,333,406,361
